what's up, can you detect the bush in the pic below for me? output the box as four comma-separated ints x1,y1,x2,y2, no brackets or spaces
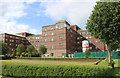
16,52,20,56
10,50,16,58
85,49,90,58
16,57,105,60
25,53,28,57
2,60,114,77
20,52,25,57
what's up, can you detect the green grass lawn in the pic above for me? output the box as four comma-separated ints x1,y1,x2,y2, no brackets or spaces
1,59,120,77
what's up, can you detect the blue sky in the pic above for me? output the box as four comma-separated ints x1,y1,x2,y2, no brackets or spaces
0,0,99,34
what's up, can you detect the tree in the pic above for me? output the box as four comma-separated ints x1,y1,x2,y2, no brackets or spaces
16,44,25,54
39,45,47,56
85,49,90,58
27,45,35,53
0,41,9,55
86,1,120,65
10,50,16,57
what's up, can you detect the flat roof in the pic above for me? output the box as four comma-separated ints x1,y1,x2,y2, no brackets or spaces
27,34,42,37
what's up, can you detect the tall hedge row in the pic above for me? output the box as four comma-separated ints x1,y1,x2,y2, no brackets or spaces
16,57,105,60
2,61,115,77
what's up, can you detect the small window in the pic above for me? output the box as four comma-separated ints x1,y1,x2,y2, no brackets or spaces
77,42,80,44
95,47,98,49
86,37,88,39
51,46,54,49
89,41,92,43
89,36,92,39
59,36,62,38
30,41,34,43
80,37,83,39
80,32,82,35
5,35,8,37
77,37,80,40
44,39,47,42
51,27,54,30
86,32,88,34
44,33,47,36
59,43,62,45
78,47,80,50
51,53,54,56
45,28,47,31
90,47,92,50
5,39,8,41
51,38,54,42
51,33,54,36
95,40,98,43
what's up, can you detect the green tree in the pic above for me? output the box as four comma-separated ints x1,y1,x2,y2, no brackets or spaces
85,49,90,58
86,1,120,65
16,44,25,54
39,45,47,56
0,41,9,55
27,45,35,53
10,50,16,57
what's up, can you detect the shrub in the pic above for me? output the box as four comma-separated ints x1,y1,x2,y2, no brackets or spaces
20,52,25,57
25,53,28,57
16,57,105,60
10,50,16,58
2,60,115,77
85,49,90,58
16,52,20,56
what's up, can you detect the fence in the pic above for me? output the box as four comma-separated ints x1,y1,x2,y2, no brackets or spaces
74,51,120,59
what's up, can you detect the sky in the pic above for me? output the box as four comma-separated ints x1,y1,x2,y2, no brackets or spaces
0,0,100,34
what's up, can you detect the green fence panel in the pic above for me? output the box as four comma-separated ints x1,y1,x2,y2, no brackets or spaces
74,51,120,59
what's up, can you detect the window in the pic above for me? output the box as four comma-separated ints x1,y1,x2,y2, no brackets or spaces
51,46,54,49
86,32,88,34
86,37,88,39
90,47,92,50
44,33,47,36
16,44,18,46
36,41,39,43
80,37,83,39
89,36,92,39
78,47,80,50
16,37,19,39
5,43,7,45
44,39,47,42
77,37,79,40
44,28,47,31
5,39,8,41
80,32,82,35
71,35,73,38
30,38,34,40
59,43,62,45
36,37,40,39
59,36,62,38
89,41,92,43
2,35,4,37
5,35,8,37
51,53,54,56
51,33,54,36
51,27,54,30
95,40,98,43
51,38,54,42
30,41,34,43
95,47,98,49
74,42,76,44
10,43,12,46
35,45,39,47
77,42,80,44
10,36,14,38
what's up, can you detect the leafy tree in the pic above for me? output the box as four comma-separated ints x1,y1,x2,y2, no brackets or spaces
16,44,25,54
10,50,16,57
39,45,47,56
27,45,35,53
86,1,120,65
0,41,9,55
16,52,20,56
85,49,90,58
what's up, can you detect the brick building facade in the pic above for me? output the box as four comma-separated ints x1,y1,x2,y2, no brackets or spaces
0,19,105,57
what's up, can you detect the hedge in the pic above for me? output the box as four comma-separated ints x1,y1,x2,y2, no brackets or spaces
16,57,105,60
2,60,115,77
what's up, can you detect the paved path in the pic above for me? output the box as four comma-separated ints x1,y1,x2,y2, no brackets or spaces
12,59,98,62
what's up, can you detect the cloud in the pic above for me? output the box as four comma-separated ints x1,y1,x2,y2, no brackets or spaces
0,0,39,34
40,0,98,29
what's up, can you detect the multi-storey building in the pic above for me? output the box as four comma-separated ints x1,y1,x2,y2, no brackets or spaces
0,19,105,57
